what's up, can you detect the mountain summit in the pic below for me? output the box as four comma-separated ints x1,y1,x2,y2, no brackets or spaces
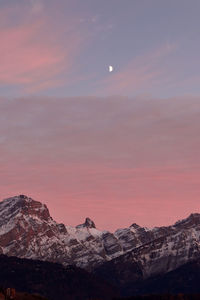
76,217,96,229
0,195,199,276
0,195,51,223
0,195,123,269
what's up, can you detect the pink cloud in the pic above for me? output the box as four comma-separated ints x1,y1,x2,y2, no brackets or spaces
0,6,82,93
99,43,177,95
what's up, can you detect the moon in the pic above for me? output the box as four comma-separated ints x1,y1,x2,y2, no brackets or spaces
109,65,113,72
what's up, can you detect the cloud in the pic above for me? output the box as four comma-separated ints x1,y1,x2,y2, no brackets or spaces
0,5,83,93
99,43,177,95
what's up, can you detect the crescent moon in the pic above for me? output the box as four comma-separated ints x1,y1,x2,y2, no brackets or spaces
109,65,113,72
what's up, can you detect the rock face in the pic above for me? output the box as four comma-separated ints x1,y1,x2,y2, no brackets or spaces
0,195,200,277
95,257,200,297
95,213,200,282
76,217,96,229
0,195,123,269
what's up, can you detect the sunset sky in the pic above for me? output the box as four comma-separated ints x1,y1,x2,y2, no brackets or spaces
0,0,200,231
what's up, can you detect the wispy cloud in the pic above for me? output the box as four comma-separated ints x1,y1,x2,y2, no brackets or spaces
0,4,83,93
99,43,177,95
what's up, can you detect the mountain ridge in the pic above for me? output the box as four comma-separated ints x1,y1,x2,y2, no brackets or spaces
0,194,199,276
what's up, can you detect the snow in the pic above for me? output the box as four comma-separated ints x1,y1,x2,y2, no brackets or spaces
0,195,200,273
0,221,16,235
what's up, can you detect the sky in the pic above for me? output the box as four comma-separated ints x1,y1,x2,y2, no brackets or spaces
0,0,200,231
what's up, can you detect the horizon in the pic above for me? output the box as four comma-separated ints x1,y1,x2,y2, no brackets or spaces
0,193,199,232
0,0,200,231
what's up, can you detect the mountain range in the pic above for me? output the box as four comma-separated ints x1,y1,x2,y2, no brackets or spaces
0,194,200,298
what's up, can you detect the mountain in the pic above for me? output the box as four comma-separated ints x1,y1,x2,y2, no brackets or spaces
94,213,200,281
109,258,200,298
0,254,118,300
0,194,125,269
0,255,200,300
0,194,152,269
0,194,200,278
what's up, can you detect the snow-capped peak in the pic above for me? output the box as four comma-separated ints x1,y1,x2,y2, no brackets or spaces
0,194,199,274
129,223,141,230
174,213,200,229
0,194,51,222
76,217,96,229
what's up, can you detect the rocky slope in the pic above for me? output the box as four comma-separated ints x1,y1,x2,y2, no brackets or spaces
0,195,200,276
0,194,152,269
95,213,200,281
99,258,200,297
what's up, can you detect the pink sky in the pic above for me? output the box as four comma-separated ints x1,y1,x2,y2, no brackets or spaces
1,0,200,97
0,96,199,231
0,1,200,231
0,2,85,94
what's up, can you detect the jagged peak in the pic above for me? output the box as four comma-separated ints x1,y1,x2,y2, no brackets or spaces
174,212,200,227
0,195,51,221
188,213,200,218
129,223,141,229
85,217,96,228
76,217,96,229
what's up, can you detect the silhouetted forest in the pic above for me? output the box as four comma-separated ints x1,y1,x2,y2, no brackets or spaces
0,255,118,300
114,295,200,300
1,254,200,300
15,293,47,300
95,258,200,297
